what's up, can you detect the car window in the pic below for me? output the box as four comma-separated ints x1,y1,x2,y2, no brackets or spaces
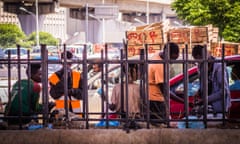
174,78,200,97
228,63,240,90
228,66,234,86
173,64,239,97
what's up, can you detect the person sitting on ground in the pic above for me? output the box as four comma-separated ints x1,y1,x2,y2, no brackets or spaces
4,63,51,125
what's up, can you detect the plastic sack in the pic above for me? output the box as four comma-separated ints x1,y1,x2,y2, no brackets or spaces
28,124,53,130
97,88,102,95
177,116,204,129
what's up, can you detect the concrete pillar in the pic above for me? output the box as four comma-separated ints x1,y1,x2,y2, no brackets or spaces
17,14,45,35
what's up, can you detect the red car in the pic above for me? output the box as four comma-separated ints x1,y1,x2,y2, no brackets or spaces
169,55,240,120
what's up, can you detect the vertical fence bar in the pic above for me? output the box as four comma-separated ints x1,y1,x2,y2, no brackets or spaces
27,48,31,124
16,45,23,129
104,43,109,128
164,43,170,127
139,48,145,123
41,44,49,127
221,43,226,126
124,43,129,132
63,44,69,127
7,47,11,121
203,44,208,128
144,44,150,128
82,44,88,128
120,42,125,125
183,44,189,128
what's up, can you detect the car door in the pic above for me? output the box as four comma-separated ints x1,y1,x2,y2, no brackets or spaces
170,68,199,119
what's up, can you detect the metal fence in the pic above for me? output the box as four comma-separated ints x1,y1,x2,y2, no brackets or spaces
0,43,239,130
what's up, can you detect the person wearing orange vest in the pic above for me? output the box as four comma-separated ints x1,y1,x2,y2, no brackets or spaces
49,51,83,118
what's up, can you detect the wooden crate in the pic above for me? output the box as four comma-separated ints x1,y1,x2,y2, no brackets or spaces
127,45,161,57
168,27,208,44
126,22,164,57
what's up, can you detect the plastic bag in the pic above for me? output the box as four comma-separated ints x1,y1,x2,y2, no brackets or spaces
95,119,120,127
177,116,204,129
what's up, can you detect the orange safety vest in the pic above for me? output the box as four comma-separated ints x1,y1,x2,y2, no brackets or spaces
49,71,82,114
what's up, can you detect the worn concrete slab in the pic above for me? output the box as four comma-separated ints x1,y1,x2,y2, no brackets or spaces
0,128,240,144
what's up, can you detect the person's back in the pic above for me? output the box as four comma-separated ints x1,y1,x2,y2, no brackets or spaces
210,62,231,113
148,53,164,102
110,64,141,118
49,51,83,118
148,42,179,124
111,82,140,118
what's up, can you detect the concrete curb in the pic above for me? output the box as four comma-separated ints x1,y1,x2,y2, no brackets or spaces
0,129,240,144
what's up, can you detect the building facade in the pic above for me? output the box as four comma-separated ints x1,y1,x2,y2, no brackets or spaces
0,2,20,26
0,2,68,44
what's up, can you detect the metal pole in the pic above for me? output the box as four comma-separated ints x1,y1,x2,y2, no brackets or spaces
36,0,40,48
102,19,105,44
102,0,105,44
19,6,39,48
146,0,149,24
86,4,89,43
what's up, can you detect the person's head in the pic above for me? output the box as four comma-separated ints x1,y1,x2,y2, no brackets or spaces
123,63,138,82
192,45,204,59
162,42,179,60
231,65,240,81
192,45,214,71
192,45,212,60
26,63,41,82
92,63,101,72
61,51,73,68
91,59,102,72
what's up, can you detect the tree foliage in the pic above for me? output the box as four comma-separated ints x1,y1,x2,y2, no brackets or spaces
0,24,58,49
172,0,240,42
27,31,58,46
0,23,26,48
